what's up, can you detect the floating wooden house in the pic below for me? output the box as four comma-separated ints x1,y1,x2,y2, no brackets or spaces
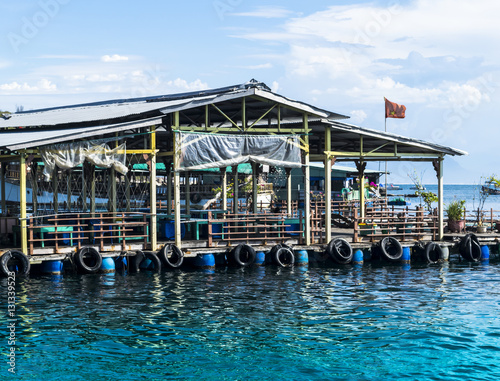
0,80,466,271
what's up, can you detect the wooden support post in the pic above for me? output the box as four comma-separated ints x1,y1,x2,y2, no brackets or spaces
82,164,87,211
53,168,58,214
304,114,311,245
150,126,157,250
286,168,292,216
355,160,367,219
233,167,239,214
20,155,27,254
31,164,38,215
109,168,117,214
167,169,172,215
125,171,131,212
252,162,258,214
66,170,71,212
1,164,6,217
90,166,96,217
185,171,191,216
434,157,444,240
325,127,332,243
173,113,182,248
222,167,228,211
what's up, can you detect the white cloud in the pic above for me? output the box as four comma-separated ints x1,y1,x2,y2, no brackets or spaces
165,78,208,92
101,54,129,63
0,79,56,93
231,6,295,18
271,81,279,93
350,109,367,124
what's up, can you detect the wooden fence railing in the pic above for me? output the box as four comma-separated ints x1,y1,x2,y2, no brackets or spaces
22,212,149,255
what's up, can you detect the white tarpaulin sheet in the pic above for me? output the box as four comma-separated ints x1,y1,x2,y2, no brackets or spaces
40,141,128,180
178,132,302,171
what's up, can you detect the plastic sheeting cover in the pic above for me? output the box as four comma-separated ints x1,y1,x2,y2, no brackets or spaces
40,141,128,180
178,132,302,171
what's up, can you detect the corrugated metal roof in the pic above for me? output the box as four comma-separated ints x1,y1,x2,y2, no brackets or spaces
1,117,162,150
0,80,348,129
324,120,467,157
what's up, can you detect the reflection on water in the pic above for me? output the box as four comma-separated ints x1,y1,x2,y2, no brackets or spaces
1,263,500,380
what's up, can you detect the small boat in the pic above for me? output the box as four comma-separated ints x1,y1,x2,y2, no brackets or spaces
482,180,500,195
410,185,426,191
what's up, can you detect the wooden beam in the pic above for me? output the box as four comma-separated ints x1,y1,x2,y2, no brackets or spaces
150,125,157,250
324,127,332,243
173,112,182,248
20,154,27,254
304,114,311,245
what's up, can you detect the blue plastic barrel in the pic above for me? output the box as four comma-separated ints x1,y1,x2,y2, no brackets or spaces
481,245,490,261
40,260,63,275
161,221,186,240
353,249,363,265
192,254,215,270
402,247,411,264
295,250,309,266
254,251,266,266
100,257,116,273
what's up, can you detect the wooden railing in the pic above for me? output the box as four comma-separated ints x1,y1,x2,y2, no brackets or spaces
353,206,438,242
23,212,149,255
206,211,304,247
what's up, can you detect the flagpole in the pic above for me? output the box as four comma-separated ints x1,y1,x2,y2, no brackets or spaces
384,115,388,195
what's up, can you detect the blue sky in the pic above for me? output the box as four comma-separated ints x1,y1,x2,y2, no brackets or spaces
0,0,498,184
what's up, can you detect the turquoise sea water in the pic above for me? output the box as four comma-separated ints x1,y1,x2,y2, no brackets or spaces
2,183,500,380
2,262,500,381
391,184,500,212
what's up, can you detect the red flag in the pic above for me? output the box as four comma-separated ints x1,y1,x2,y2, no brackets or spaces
385,97,406,118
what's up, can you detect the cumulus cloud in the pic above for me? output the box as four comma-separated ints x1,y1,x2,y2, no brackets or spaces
101,54,129,63
350,109,367,124
0,79,56,93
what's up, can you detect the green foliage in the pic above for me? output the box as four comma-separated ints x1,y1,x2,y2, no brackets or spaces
417,190,438,212
445,199,465,221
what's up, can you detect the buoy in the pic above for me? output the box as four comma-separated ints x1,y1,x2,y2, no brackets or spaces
401,247,411,264
40,260,63,275
193,254,215,269
481,245,490,261
353,249,363,265
100,257,115,273
254,251,266,266
440,246,449,261
295,250,309,266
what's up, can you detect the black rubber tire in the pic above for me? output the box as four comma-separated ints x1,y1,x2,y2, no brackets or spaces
270,243,292,259
158,244,184,268
144,251,162,272
129,250,145,273
230,244,256,267
424,242,443,264
190,193,202,203
379,237,403,262
0,250,30,276
326,238,353,264
459,233,481,262
273,247,295,267
73,247,102,274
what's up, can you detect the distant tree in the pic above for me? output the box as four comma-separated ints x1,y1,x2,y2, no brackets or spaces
16,105,24,113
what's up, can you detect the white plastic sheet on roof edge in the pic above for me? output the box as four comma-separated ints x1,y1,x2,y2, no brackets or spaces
40,141,128,180
177,132,302,171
